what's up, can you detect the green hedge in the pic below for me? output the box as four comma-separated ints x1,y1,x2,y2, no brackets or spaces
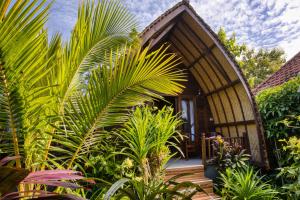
256,77,300,139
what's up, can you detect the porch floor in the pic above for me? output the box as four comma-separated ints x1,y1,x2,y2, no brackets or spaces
166,158,202,169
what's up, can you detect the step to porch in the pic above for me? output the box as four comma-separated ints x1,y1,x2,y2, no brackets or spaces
165,165,220,200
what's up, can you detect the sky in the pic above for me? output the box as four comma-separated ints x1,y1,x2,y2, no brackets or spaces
47,0,300,59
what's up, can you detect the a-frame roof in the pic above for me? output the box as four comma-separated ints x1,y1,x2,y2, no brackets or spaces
254,51,300,94
140,0,269,168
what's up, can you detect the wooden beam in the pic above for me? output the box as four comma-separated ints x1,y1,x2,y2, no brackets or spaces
205,79,240,96
171,34,197,60
141,6,185,45
214,120,255,128
148,22,176,49
188,44,216,69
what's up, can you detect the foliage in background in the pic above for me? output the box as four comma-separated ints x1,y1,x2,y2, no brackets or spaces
82,133,137,199
117,106,183,184
218,27,286,88
219,166,278,200
256,78,299,199
277,137,300,200
207,136,250,171
256,77,300,139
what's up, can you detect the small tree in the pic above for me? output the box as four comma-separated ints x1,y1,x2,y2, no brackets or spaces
218,27,286,88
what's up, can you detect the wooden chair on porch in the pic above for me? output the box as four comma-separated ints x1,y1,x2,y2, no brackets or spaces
183,132,197,160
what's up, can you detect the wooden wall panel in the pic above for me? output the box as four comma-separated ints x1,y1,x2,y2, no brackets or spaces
212,48,238,81
212,94,226,124
237,125,246,136
173,29,201,58
170,37,194,61
207,96,219,124
205,54,228,85
222,126,229,137
198,59,222,88
190,68,209,93
235,84,255,121
177,23,207,52
194,63,214,92
226,87,244,121
247,124,262,163
229,126,238,137
219,90,234,123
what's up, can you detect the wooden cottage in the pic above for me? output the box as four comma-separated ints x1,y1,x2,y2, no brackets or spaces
141,0,269,169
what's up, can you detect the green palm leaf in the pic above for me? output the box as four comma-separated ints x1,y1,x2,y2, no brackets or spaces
41,0,138,168
0,0,53,168
50,45,185,169
55,0,137,103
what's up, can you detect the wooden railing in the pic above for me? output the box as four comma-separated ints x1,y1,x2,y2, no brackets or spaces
201,132,250,165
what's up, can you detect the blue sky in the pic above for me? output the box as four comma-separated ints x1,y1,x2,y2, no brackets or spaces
47,0,300,59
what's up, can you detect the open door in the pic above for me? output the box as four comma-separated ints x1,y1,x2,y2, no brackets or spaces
178,95,199,159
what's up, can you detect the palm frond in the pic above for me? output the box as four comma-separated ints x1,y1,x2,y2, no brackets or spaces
56,0,137,102
0,0,52,168
50,45,185,169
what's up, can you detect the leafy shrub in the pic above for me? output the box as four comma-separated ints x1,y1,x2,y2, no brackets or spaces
82,134,137,198
277,136,300,199
219,166,278,200
256,77,300,139
102,174,204,200
117,106,183,183
207,136,250,171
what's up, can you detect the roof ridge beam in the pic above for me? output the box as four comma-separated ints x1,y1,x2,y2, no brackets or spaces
205,79,240,96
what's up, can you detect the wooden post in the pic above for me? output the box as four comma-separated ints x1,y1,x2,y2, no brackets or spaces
208,139,211,159
243,132,250,153
201,133,206,166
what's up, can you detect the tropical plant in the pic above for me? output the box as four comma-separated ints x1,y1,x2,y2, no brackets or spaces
207,136,250,171
0,0,185,197
101,174,205,200
117,106,183,183
82,133,137,198
48,46,184,171
219,166,278,200
0,157,89,199
256,77,300,139
277,136,300,200
256,77,300,167
0,0,138,169
84,134,135,181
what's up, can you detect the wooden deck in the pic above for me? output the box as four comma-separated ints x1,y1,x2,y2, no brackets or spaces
165,165,220,200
